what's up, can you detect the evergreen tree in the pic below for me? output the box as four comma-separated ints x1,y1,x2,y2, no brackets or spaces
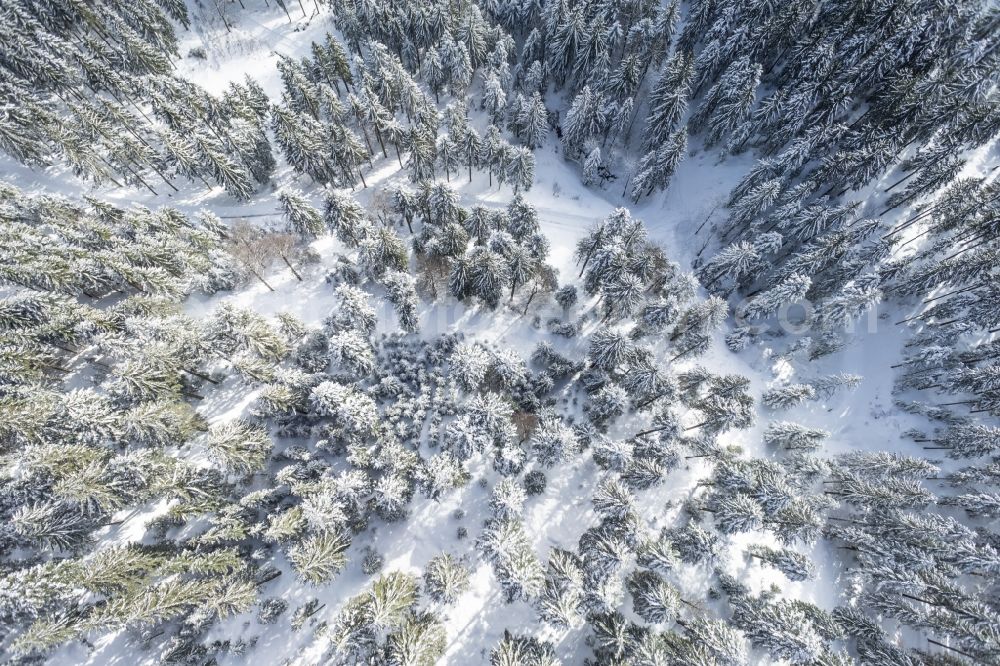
382,271,419,333
582,146,603,186
204,419,272,474
642,53,692,154
762,384,816,410
588,329,638,371
740,274,811,320
746,544,815,581
506,146,535,193
631,127,687,200
691,57,762,152
12,501,97,552
477,518,544,603
191,131,256,200
729,591,826,663
920,424,1000,459
324,192,371,247
563,85,600,156
482,72,507,124
519,93,549,149
490,630,557,666
288,531,351,585
423,554,470,604
279,189,323,240
627,569,681,624
537,548,585,629
764,422,829,451
468,247,512,309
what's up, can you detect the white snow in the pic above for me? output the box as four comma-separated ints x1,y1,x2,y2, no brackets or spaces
23,2,998,665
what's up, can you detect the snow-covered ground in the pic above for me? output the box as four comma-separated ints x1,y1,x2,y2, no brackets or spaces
14,2,994,665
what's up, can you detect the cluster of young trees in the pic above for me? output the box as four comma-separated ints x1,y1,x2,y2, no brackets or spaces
685,0,997,342
326,0,549,170
2,0,554,204
0,0,286,199
535,0,684,197
647,1,1000,658
0,176,523,658
270,35,532,192
0,183,290,655
264,0,555,196
353,181,560,313
323,571,448,663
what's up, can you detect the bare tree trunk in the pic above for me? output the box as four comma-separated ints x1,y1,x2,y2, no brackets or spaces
213,0,231,31
632,423,675,438
117,160,158,196
251,270,275,291
522,287,539,315
635,390,669,411
373,126,388,158
281,254,303,281
183,368,220,384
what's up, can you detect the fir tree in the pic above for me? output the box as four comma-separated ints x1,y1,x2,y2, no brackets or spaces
204,419,272,474
746,544,815,581
642,53,692,154
423,554,470,604
279,189,323,240
762,384,816,410
537,548,585,629
506,146,536,194
627,569,681,624
490,630,557,666
764,422,829,451
631,127,687,200
740,274,811,321
519,93,549,149
691,57,761,152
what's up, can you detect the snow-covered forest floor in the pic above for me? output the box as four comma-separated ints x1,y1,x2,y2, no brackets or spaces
3,0,1000,664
